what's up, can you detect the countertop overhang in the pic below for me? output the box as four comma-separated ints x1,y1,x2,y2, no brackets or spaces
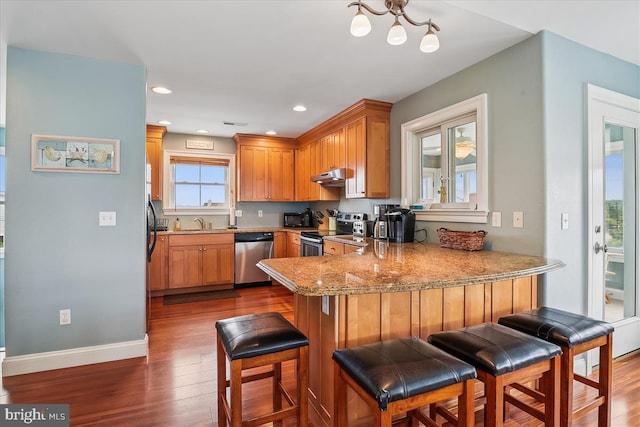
258,241,564,296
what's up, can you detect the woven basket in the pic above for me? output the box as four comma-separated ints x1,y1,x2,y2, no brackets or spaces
437,228,487,251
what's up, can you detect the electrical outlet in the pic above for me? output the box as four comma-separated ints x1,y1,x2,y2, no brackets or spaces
491,212,502,227
235,209,243,217
60,309,71,325
513,211,524,228
258,210,263,217
99,211,116,226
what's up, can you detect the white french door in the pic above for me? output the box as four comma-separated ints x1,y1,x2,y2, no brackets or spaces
588,84,640,359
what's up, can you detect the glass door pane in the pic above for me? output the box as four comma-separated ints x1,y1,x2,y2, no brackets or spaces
604,123,637,323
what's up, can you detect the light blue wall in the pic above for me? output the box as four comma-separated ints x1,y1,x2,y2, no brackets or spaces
344,30,640,314
5,48,146,357
541,31,640,313
388,33,545,254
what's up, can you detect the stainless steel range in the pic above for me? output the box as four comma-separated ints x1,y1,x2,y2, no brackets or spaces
299,212,367,256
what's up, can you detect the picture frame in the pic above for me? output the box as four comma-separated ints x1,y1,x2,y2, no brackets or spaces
31,134,120,174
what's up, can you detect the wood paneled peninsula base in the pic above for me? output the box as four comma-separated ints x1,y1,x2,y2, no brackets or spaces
258,241,564,427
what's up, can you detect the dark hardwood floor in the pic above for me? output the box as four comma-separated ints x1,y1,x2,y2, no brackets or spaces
1,284,638,426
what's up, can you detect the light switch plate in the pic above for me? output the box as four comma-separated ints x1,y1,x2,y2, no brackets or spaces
561,213,569,230
491,212,502,227
99,211,116,226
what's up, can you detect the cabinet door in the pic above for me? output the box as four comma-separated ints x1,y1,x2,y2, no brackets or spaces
286,232,301,258
148,236,167,291
168,245,202,288
146,125,166,201
238,145,268,201
345,118,366,198
365,116,390,198
268,147,295,201
309,141,322,201
202,244,235,285
273,232,287,258
295,145,310,201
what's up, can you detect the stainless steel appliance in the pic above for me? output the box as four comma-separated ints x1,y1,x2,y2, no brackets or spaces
284,210,312,228
234,232,274,287
386,208,416,243
300,212,366,256
373,204,399,239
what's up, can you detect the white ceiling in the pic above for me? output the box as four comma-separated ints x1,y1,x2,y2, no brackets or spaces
1,0,638,138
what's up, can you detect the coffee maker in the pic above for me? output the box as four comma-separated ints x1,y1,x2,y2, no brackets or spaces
373,204,399,239
386,208,416,243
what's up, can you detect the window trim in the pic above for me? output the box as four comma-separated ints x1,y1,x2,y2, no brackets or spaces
162,149,236,216
401,93,489,223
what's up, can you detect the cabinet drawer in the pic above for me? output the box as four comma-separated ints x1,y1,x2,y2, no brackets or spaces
287,232,301,246
323,240,344,256
169,233,234,247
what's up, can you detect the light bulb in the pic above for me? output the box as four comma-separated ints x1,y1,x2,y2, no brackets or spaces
419,29,440,53
350,10,371,37
387,20,407,45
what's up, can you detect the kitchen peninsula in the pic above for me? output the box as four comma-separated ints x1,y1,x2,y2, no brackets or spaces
258,241,564,426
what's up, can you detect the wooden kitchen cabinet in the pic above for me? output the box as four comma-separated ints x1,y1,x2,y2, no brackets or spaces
295,140,340,202
323,240,362,256
168,233,234,290
233,134,296,202
148,235,168,293
146,124,166,201
295,144,311,201
297,99,391,201
320,128,345,172
323,240,344,256
273,232,287,258
286,232,301,257
345,114,390,199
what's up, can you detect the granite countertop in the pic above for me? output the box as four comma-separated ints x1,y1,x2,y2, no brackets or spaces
257,241,564,296
158,227,315,235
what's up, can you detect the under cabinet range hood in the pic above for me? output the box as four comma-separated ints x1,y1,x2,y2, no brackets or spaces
311,168,347,186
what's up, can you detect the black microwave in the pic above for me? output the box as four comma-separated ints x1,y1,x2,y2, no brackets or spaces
284,212,311,228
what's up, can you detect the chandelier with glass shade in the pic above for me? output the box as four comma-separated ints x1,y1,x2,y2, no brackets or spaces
348,0,440,53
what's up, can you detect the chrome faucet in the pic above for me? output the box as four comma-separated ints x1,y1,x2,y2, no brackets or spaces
193,217,205,230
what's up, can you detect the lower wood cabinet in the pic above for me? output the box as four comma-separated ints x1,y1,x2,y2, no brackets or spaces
286,232,301,257
168,233,234,290
273,232,287,258
323,240,361,255
148,235,168,292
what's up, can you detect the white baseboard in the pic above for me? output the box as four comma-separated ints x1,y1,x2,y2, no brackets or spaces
1,335,148,377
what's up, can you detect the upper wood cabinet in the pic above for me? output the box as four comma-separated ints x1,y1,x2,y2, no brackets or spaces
345,114,390,199
146,124,167,200
297,99,392,200
233,134,296,202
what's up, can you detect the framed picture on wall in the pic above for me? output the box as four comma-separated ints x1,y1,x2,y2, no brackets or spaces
31,134,120,174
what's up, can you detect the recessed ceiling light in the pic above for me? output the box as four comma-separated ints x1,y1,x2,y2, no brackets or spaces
266,130,277,136
151,86,172,95
293,105,307,112
158,120,172,125
196,129,209,134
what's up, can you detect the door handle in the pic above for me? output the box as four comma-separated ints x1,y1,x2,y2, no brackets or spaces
594,242,608,254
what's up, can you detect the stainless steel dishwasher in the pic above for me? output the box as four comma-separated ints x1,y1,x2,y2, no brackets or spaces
234,232,274,288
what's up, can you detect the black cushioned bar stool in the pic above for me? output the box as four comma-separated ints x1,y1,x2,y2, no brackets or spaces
498,307,614,427
215,312,309,427
429,323,562,427
332,336,477,427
